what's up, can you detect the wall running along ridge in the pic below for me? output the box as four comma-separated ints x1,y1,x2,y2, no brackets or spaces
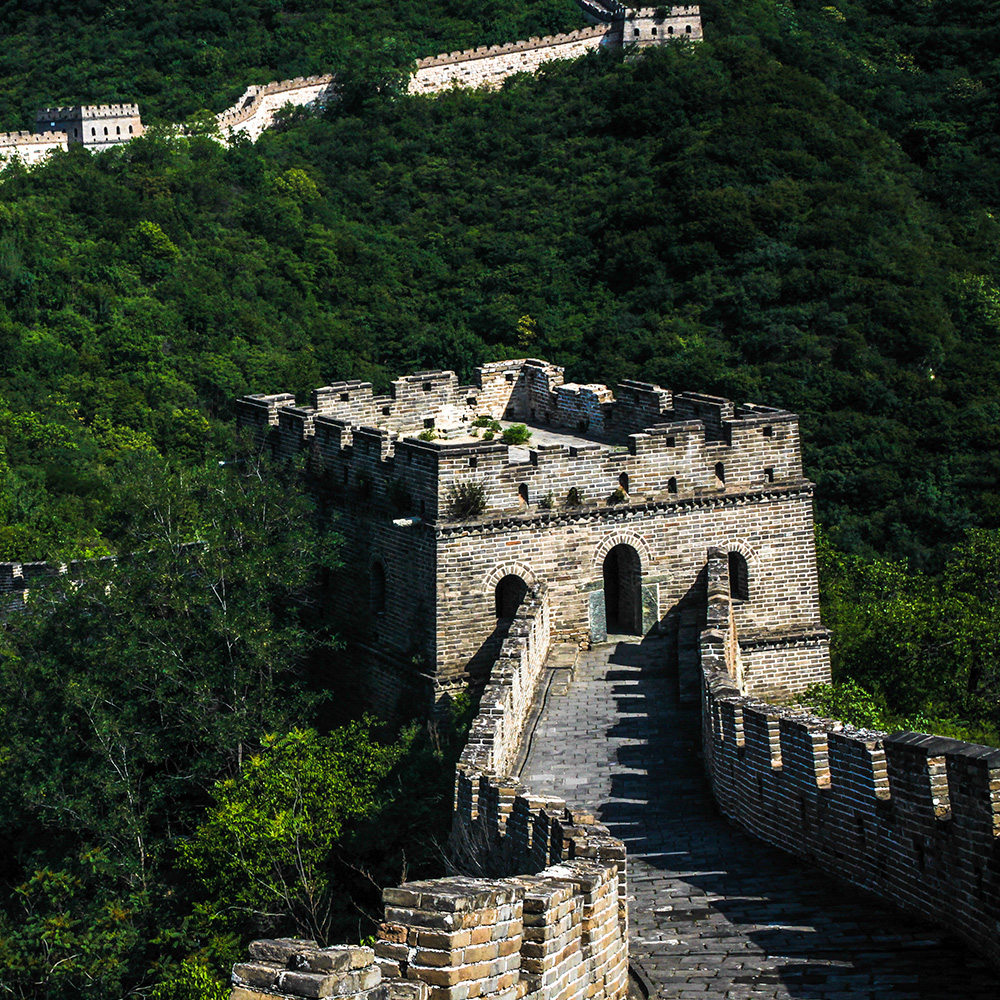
0,7,702,163
229,586,630,1000
700,547,1000,969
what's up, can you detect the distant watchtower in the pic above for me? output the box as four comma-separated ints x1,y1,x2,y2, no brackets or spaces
34,104,143,151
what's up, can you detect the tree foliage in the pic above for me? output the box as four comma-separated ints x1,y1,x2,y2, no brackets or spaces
181,724,401,943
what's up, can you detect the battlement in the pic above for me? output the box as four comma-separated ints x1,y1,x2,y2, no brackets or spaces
237,359,804,525
0,129,68,165
36,103,140,121
413,27,609,69
701,547,1000,967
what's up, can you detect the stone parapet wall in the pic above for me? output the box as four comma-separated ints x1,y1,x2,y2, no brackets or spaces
458,585,552,777
229,587,628,1000
0,131,67,165
700,551,1000,968
214,75,337,143
408,29,608,95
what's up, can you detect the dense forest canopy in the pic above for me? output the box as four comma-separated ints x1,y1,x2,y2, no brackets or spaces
3,0,1000,993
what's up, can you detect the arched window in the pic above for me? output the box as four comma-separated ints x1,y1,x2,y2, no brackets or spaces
103,127,108,135
495,574,528,618
371,562,387,614
116,126,121,134
518,483,529,506
668,25,674,34
667,476,677,494
714,462,726,485
634,27,640,36
729,551,749,602
686,24,692,32
651,26,657,35
91,128,96,136
618,472,629,494
128,125,133,134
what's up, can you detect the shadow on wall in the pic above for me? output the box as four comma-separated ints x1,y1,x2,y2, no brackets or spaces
597,637,995,997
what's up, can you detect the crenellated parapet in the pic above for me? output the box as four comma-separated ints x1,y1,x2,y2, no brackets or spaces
228,585,629,1000
236,358,805,528
0,131,68,165
700,548,1000,968
214,75,337,142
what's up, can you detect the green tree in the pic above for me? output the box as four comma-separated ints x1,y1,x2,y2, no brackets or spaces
181,723,400,943
0,453,340,994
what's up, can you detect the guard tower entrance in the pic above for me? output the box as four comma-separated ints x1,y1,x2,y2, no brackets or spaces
603,544,642,635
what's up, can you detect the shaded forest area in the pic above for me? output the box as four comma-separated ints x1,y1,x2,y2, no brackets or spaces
3,0,1000,994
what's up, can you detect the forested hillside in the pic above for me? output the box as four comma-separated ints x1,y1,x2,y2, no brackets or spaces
3,0,1000,994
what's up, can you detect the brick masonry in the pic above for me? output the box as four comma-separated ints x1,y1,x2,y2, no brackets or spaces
229,588,630,1000
235,357,830,709
700,546,1000,970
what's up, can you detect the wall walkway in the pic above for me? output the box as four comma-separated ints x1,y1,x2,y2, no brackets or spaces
520,637,997,998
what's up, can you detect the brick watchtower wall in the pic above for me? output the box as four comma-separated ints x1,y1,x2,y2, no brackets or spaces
235,359,829,712
35,104,143,150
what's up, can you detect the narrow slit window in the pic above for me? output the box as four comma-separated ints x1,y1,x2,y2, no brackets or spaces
371,562,386,614
729,551,749,602
619,472,629,494
518,483,529,506
667,476,677,493
714,462,726,485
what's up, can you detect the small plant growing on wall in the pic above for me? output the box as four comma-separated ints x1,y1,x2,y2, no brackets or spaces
472,416,501,431
417,428,437,441
447,480,487,518
608,486,628,505
565,486,583,507
539,492,554,510
501,424,531,445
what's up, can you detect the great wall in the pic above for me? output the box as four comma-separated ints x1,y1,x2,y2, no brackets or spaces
217,359,1000,999
0,5,702,164
1,1,999,989
7,359,997,995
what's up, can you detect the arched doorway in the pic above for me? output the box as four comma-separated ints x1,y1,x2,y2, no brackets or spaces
495,574,528,618
603,544,642,635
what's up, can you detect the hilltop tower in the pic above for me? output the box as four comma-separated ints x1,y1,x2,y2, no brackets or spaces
236,359,830,716
34,104,144,151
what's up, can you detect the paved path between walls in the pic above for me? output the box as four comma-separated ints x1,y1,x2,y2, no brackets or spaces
519,638,998,999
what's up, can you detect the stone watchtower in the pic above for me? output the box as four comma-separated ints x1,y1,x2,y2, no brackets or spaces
34,104,143,151
236,359,830,714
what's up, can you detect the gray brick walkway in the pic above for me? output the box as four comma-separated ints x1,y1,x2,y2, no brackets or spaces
520,638,998,999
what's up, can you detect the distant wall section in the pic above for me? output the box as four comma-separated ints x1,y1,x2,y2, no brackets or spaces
0,131,67,165
409,28,608,95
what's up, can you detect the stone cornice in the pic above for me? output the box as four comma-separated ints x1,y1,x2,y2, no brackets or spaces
433,480,815,537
